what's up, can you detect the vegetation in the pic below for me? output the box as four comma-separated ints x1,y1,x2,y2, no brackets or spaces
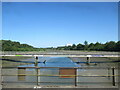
56,41,120,51
1,40,45,51
1,40,120,51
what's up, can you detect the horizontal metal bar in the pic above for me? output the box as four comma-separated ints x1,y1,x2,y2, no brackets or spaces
0,54,119,57
2,67,119,69
2,74,120,77
1,81,115,84
1,58,120,63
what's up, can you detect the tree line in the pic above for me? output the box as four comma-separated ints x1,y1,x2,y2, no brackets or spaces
1,40,120,51
1,40,45,51
56,41,120,51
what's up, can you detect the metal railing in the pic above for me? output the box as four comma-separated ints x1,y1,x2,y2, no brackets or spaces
2,66,119,87
1,55,120,88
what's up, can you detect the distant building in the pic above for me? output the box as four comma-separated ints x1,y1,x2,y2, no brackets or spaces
66,44,72,46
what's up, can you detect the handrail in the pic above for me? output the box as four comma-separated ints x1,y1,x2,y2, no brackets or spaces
2,74,120,77
2,66,118,86
2,67,120,69
1,54,119,57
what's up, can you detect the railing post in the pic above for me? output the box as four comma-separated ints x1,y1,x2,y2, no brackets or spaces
36,68,39,86
108,68,110,79
112,67,115,86
75,68,77,87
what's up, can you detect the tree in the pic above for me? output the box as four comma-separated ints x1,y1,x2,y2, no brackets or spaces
1,40,45,51
84,41,88,46
76,43,84,50
71,44,76,50
93,42,104,51
88,43,94,50
64,46,72,50
84,41,88,50
115,41,120,51
104,41,116,51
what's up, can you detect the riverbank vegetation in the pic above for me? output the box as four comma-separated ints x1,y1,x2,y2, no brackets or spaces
1,40,120,51
56,41,120,51
1,40,45,51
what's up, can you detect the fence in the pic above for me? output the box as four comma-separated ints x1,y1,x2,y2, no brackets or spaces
1,55,120,88
2,66,119,87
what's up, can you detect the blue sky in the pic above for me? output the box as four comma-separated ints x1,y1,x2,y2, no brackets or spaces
2,2,118,48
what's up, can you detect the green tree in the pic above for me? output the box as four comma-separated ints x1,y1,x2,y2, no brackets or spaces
88,43,94,50
84,41,88,50
76,43,84,50
71,44,76,50
1,40,45,51
93,42,104,51
104,41,116,51
64,46,72,50
115,41,120,51
84,41,88,46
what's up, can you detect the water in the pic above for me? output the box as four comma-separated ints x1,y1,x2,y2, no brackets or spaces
2,57,119,88
19,57,80,67
17,57,80,86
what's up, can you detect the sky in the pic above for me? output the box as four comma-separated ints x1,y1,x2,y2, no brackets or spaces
2,2,118,48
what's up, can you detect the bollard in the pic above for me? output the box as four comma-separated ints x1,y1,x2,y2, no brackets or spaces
87,57,90,65
35,56,38,60
35,56,38,66
86,55,91,65
112,67,115,86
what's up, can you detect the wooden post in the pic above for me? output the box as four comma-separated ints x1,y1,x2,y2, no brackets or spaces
112,67,115,86
75,68,77,87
